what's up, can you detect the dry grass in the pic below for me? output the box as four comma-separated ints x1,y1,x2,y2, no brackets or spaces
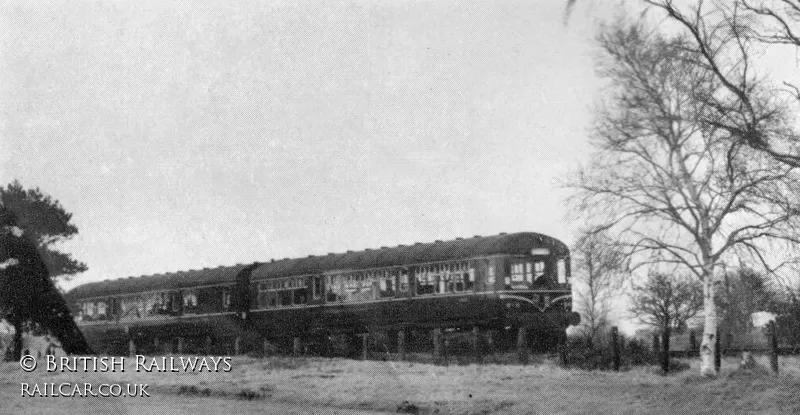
1,354,799,414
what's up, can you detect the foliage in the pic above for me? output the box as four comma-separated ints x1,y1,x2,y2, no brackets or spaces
772,290,800,351
560,334,691,372
630,273,703,334
0,180,93,359
0,180,87,281
717,268,779,349
568,14,800,376
630,272,703,373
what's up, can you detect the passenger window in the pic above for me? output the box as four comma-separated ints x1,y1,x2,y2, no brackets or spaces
313,276,323,300
222,288,231,309
257,283,270,309
400,270,410,292
534,261,545,280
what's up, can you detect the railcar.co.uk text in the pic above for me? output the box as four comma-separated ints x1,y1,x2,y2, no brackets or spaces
18,355,233,397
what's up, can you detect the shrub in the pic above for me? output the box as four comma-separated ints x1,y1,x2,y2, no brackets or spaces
624,338,657,367
561,336,662,371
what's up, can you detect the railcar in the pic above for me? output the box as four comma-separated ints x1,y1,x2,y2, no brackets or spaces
67,232,579,356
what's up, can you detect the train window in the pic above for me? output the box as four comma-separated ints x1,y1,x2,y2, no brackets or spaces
510,261,539,289
145,293,158,315
466,268,475,291
379,272,395,298
313,276,323,300
120,296,141,319
511,264,522,279
452,273,462,292
222,287,231,310
257,283,269,309
280,289,292,306
170,292,181,312
400,270,410,292
182,291,198,313
416,269,435,295
511,264,525,283
534,261,545,280
326,275,341,302
294,289,307,305
487,265,496,289
82,302,93,319
557,259,567,284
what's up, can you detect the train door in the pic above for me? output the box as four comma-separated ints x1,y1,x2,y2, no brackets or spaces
312,275,324,302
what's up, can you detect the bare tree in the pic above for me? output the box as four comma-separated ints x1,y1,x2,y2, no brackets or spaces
630,272,703,373
717,267,779,349
572,228,628,348
569,19,800,376
645,0,800,168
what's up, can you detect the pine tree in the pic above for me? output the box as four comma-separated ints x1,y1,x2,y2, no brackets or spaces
0,180,87,281
1,181,93,360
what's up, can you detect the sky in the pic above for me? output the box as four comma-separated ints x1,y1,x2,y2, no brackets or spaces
1,0,604,291
3,0,795,335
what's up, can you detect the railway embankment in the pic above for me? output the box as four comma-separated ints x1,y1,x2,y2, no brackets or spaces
2,355,799,414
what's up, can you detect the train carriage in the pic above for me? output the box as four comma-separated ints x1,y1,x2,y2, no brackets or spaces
67,232,579,356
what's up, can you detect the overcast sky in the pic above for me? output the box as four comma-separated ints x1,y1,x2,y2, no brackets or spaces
1,0,612,293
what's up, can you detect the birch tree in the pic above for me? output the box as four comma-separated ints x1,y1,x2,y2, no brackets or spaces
645,0,800,168
570,20,800,376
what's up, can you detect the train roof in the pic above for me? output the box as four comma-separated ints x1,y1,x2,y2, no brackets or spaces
67,232,568,300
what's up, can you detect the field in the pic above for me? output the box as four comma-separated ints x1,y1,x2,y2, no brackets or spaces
1,353,799,414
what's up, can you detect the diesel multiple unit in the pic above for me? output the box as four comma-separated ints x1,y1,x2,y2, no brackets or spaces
67,232,578,355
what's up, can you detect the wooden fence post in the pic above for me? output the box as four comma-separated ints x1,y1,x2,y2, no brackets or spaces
125,327,135,357
661,328,671,374
652,332,660,353
397,330,406,361
293,337,301,357
433,329,443,364
472,326,482,364
517,326,528,365
770,321,779,374
361,334,368,361
612,326,620,372
714,329,721,373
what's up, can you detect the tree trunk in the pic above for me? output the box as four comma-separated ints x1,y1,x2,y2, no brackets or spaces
661,326,671,374
700,275,718,376
611,326,620,372
10,318,23,361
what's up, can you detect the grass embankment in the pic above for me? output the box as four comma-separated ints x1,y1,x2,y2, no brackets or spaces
1,354,798,414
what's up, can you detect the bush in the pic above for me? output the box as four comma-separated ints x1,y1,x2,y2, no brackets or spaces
561,337,617,371
561,336,662,371
624,338,657,366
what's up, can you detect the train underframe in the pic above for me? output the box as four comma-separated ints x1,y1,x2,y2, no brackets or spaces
79,294,577,358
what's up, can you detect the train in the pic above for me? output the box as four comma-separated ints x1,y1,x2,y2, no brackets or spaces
67,232,579,356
